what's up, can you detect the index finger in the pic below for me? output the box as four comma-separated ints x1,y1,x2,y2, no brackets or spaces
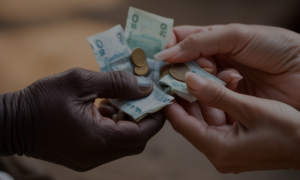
166,25,225,48
154,24,252,63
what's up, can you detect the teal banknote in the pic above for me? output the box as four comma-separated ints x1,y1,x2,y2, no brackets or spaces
125,7,174,81
125,7,174,58
87,25,133,74
110,83,174,122
158,61,226,103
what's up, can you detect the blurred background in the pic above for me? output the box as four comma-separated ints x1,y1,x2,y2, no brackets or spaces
1,0,300,179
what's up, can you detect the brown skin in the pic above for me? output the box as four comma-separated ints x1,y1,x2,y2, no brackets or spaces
0,68,165,171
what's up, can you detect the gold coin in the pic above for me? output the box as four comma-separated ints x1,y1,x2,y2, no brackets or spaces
159,64,172,78
131,48,147,67
134,64,149,76
169,63,190,82
159,64,172,76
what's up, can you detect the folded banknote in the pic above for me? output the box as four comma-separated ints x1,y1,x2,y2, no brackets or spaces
158,61,226,103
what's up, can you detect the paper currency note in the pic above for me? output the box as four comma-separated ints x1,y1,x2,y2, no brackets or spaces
158,74,197,103
110,83,174,122
185,61,226,86
158,62,226,103
125,7,174,59
146,58,166,81
87,25,133,74
125,7,173,82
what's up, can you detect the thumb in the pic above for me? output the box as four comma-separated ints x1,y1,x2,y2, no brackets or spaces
185,72,247,118
88,70,153,100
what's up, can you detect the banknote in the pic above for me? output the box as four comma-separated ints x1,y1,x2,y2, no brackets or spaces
125,7,173,82
125,7,174,59
158,61,226,103
109,83,174,122
87,25,133,74
146,58,166,81
158,74,196,103
185,61,226,86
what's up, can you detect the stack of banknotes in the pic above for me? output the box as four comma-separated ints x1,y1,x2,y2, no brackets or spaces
87,7,225,122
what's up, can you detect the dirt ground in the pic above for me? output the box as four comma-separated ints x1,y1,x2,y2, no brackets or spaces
1,0,300,179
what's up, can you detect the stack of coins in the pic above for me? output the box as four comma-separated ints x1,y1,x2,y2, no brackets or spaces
159,63,191,82
131,48,149,76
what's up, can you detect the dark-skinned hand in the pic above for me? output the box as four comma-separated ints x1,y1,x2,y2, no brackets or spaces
0,68,165,171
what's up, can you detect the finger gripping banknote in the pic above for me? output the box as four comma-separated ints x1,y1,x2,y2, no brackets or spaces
109,83,174,122
157,61,226,103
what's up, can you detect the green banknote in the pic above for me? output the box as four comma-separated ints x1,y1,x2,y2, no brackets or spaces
125,7,174,59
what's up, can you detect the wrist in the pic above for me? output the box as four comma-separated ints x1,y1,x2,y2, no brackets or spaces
0,90,35,156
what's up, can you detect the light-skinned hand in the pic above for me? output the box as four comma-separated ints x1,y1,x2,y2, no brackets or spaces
155,24,300,173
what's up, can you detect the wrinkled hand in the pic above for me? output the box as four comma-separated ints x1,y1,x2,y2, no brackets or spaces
155,24,300,173
0,68,165,171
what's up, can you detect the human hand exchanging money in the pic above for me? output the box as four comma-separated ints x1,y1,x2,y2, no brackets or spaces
0,68,165,171
155,24,300,173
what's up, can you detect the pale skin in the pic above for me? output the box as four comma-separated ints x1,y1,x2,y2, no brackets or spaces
154,24,300,173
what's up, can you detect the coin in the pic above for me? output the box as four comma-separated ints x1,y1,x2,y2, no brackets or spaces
159,64,172,76
159,64,172,78
134,64,149,76
169,63,190,82
131,48,147,67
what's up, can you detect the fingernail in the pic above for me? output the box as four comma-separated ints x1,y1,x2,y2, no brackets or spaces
137,76,152,91
230,73,243,83
185,72,207,91
154,45,181,61
202,68,213,73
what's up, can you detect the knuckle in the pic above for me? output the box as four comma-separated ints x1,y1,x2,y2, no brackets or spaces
115,123,147,147
108,71,131,96
72,167,89,172
215,166,231,174
209,143,234,174
171,122,182,134
69,164,93,172
169,115,190,135
210,85,227,106
65,68,95,95
185,34,201,47
133,146,146,155
226,23,247,34
66,68,90,85
67,68,87,78
225,23,252,45
211,156,231,174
